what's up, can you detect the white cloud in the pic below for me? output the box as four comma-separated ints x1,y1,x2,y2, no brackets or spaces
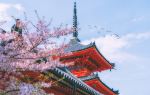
124,32,150,40
0,3,11,21
82,32,150,63
13,4,24,11
131,16,145,22
0,3,24,21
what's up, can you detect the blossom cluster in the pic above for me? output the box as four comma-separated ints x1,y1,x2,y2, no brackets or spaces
0,18,73,94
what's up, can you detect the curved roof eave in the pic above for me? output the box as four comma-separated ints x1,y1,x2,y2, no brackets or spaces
65,41,114,69
92,42,114,69
79,73,119,95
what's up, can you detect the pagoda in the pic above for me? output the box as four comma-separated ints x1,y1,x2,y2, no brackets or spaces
41,2,119,95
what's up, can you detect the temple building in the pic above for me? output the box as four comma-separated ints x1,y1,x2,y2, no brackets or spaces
21,2,119,95
41,2,119,95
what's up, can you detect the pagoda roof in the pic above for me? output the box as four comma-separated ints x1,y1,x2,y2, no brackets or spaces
64,38,95,53
62,38,114,71
79,73,119,95
48,67,102,95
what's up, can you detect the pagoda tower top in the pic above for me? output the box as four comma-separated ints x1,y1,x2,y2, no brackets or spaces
72,1,80,42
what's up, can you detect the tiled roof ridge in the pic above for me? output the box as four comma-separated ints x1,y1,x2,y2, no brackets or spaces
50,67,102,95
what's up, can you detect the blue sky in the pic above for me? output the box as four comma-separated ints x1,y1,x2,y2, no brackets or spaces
0,0,150,95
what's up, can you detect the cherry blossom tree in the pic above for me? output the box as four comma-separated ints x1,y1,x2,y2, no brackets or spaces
0,15,73,95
